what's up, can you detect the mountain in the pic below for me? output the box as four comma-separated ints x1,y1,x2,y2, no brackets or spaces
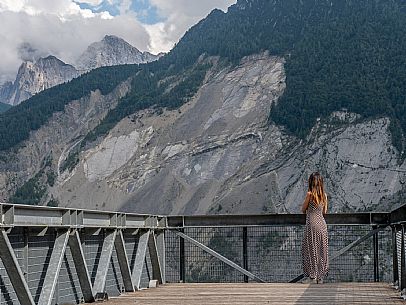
0,0,406,214
0,56,79,106
76,35,160,71
0,102,11,113
0,36,161,106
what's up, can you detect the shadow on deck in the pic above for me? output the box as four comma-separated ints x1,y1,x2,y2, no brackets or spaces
108,283,404,305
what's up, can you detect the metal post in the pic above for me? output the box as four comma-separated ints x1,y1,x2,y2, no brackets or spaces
373,225,379,282
155,230,166,284
38,229,70,305
179,229,185,283
93,230,117,294
243,227,248,283
401,225,406,294
131,230,150,290
23,228,29,281
392,226,399,287
0,229,35,305
148,231,163,284
114,230,134,292
68,230,94,302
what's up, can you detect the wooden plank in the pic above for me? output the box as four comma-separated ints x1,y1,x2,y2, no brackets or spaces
105,283,404,305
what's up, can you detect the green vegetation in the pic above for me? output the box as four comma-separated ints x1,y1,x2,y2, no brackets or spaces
47,197,59,207
168,0,406,154
0,65,138,151
82,62,211,144
2,0,406,156
9,173,46,205
10,157,57,204
0,102,11,113
60,150,80,173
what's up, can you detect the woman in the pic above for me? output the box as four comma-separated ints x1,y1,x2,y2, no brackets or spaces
301,172,329,284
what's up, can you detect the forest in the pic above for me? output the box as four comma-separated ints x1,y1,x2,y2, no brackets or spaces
1,0,406,155
0,102,11,113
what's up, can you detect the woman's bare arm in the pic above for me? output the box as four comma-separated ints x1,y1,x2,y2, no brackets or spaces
301,192,311,213
323,194,328,214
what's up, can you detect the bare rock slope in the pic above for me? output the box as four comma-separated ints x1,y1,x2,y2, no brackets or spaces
1,56,79,106
76,35,160,71
55,53,406,214
1,52,405,214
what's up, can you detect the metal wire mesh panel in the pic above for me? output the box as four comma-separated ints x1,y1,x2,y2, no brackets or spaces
378,227,393,283
165,230,180,283
27,232,55,303
165,224,392,283
105,251,124,296
57,246,83,304
123,232,139,277
248,226,303,282
183,227,244,283
328,225,373,282
140,246,153,288
396,230,402,287
0,230,24,305
83,231,103,286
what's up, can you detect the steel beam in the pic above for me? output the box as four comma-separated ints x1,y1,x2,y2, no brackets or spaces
0,229,35,305
68,230,94,302
167,212,390,228
0,203,156,228
175,230,265,283
131,230,150,289
148,231,163,284
93,230,117,294
391,205,406,225
38,229,70,305
115,230,134,292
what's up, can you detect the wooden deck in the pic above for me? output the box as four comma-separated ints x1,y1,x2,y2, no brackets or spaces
108,283,404,305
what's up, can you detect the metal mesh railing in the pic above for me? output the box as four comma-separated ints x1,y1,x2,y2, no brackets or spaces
0,228,156,305
165,224,392,283
0,203,404,305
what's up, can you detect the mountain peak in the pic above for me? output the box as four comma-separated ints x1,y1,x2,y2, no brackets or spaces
76,35,159,70
1,55,78,106
102,34,125,43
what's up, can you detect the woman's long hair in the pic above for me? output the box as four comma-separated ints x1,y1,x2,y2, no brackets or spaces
308,172,327,206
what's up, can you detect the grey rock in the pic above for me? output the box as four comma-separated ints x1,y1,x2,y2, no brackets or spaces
0,56,79,106
1,52,405,215
1,35,162,106
76,35,160,71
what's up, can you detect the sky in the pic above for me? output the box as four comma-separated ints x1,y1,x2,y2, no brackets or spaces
0,0,236,83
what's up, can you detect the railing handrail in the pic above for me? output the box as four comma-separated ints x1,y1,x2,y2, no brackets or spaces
1,201,405,228
0,202,166,229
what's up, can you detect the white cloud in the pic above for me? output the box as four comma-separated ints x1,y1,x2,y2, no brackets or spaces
0,0,238,83
76,0,104,5
0,0,149,82
146,0,236,53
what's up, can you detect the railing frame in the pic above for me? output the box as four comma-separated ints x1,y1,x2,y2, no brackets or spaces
0,202,404,303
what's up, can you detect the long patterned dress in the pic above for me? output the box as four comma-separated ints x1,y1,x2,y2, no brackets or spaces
302,200,329,279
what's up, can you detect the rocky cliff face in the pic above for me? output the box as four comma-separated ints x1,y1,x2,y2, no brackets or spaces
76,35,160,71
0,36,161,106
1,52,404,214
0,56,79,106
0,79,132,203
